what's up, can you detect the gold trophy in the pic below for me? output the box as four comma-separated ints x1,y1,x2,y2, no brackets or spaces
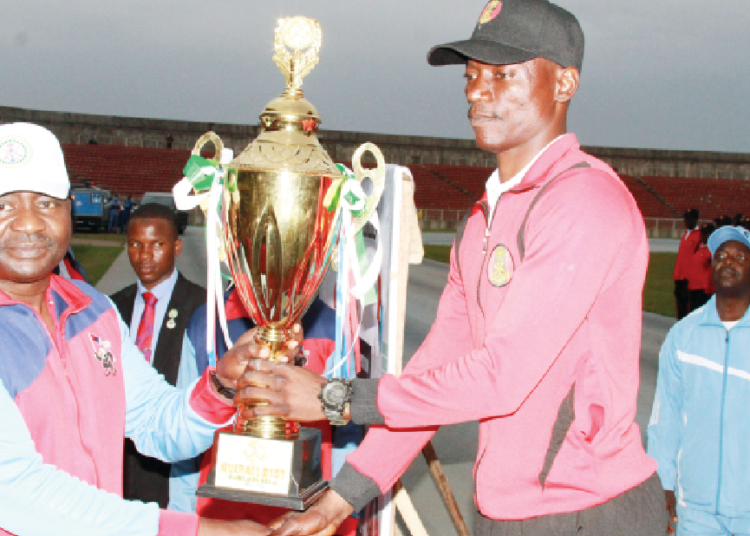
197,16,384,510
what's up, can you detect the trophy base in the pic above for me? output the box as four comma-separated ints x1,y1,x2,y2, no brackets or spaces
197,425,327,511
197,477,328,511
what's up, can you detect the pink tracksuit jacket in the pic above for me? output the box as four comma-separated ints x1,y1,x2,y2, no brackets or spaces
0,276,236,536
346,134,657,519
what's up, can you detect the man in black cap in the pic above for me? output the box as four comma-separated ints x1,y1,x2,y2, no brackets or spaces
248,2,666,535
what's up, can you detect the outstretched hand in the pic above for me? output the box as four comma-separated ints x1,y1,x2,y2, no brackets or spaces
235,359,328,422
214,324,303,400
269,490,354,536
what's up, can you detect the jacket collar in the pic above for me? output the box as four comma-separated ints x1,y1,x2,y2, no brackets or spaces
225,288,250,321
698,294,750,328
471,133,580,220
0,274,92,321
509,133,580,192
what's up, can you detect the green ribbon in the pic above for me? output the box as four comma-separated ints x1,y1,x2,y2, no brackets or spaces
182,155,221,192
324,164,365,218
325,166,377,305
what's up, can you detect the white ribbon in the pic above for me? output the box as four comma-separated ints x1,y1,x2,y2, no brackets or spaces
172,149,235,366
338,177,383,304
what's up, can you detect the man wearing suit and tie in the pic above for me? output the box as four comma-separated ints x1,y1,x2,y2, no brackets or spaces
110,202,206,509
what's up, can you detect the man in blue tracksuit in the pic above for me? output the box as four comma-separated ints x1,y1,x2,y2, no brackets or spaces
649,225,750,536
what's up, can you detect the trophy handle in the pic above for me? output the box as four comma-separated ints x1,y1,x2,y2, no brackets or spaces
191,131,225,162
350,142,386,233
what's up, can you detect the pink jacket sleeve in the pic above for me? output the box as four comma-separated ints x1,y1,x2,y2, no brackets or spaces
345,241,476,492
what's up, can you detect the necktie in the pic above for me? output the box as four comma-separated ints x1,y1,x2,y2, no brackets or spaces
135,291,157,363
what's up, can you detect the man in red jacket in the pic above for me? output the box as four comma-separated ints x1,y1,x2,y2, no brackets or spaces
686,222,716,312
239,1,666,535
674,208,701,319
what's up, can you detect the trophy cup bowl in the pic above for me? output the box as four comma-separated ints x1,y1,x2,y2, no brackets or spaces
225,166,340,441
197,16,384,510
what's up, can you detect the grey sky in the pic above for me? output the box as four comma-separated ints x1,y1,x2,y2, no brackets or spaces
2,0,748,153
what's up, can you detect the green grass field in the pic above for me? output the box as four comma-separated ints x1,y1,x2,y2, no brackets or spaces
423,245,678,318
74,231,129,245
70,244,124,286
644,253,677,317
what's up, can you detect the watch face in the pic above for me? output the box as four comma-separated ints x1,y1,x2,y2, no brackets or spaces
324,382,346,404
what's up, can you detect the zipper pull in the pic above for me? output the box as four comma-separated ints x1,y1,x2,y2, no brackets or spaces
483,226,490,254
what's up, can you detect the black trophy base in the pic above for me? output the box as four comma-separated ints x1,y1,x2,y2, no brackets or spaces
197,425,328,511
197,477,328,511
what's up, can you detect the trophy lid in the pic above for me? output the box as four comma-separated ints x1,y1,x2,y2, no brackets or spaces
230,17,342,178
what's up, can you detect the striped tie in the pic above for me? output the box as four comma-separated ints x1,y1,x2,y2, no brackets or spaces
135,291,157,363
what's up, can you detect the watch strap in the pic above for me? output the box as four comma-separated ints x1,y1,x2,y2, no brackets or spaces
210,371,237,399
323,408,349,426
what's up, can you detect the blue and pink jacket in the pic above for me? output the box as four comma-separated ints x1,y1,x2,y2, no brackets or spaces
0,275,235,536
339,134,657,519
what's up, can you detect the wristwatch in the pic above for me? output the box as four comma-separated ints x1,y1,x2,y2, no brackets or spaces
210,371,237,399
318,378,353,426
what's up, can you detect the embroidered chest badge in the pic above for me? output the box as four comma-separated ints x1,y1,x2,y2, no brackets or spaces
89,333,117,376
488,244,514,287
479,0,502,24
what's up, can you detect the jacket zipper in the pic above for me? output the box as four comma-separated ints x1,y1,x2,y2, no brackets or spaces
44,301,101,487
716,329,730,513
477,204,498,314
473,203,499,501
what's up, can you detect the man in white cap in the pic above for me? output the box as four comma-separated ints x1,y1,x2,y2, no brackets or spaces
240,1,665,535
649,226,750,536
0,122,273,536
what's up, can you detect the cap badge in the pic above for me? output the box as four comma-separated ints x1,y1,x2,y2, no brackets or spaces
488,244,514,287
0,136,32,168
479,0,503,24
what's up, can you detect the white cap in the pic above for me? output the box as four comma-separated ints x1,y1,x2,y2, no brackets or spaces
0,123,70,199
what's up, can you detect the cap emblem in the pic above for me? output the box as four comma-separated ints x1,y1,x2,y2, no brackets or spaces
479,0,503,24
0,136,32,168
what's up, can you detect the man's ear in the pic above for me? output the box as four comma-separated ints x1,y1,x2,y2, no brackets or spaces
556,67,579,103
174,237,183,259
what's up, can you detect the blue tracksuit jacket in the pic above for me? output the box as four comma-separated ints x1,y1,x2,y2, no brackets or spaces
648,295,750,517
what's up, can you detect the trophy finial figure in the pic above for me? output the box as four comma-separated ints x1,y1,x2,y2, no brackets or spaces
274,17,321,94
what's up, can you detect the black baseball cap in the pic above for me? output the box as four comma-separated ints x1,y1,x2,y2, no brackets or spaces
684,208,699,219
427,0,584,72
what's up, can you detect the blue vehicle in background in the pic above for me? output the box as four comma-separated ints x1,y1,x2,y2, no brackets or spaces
71,182,112,232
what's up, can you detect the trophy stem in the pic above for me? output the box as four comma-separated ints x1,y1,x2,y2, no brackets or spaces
234,324,300,440
236,416,300,440
254,324,292,357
